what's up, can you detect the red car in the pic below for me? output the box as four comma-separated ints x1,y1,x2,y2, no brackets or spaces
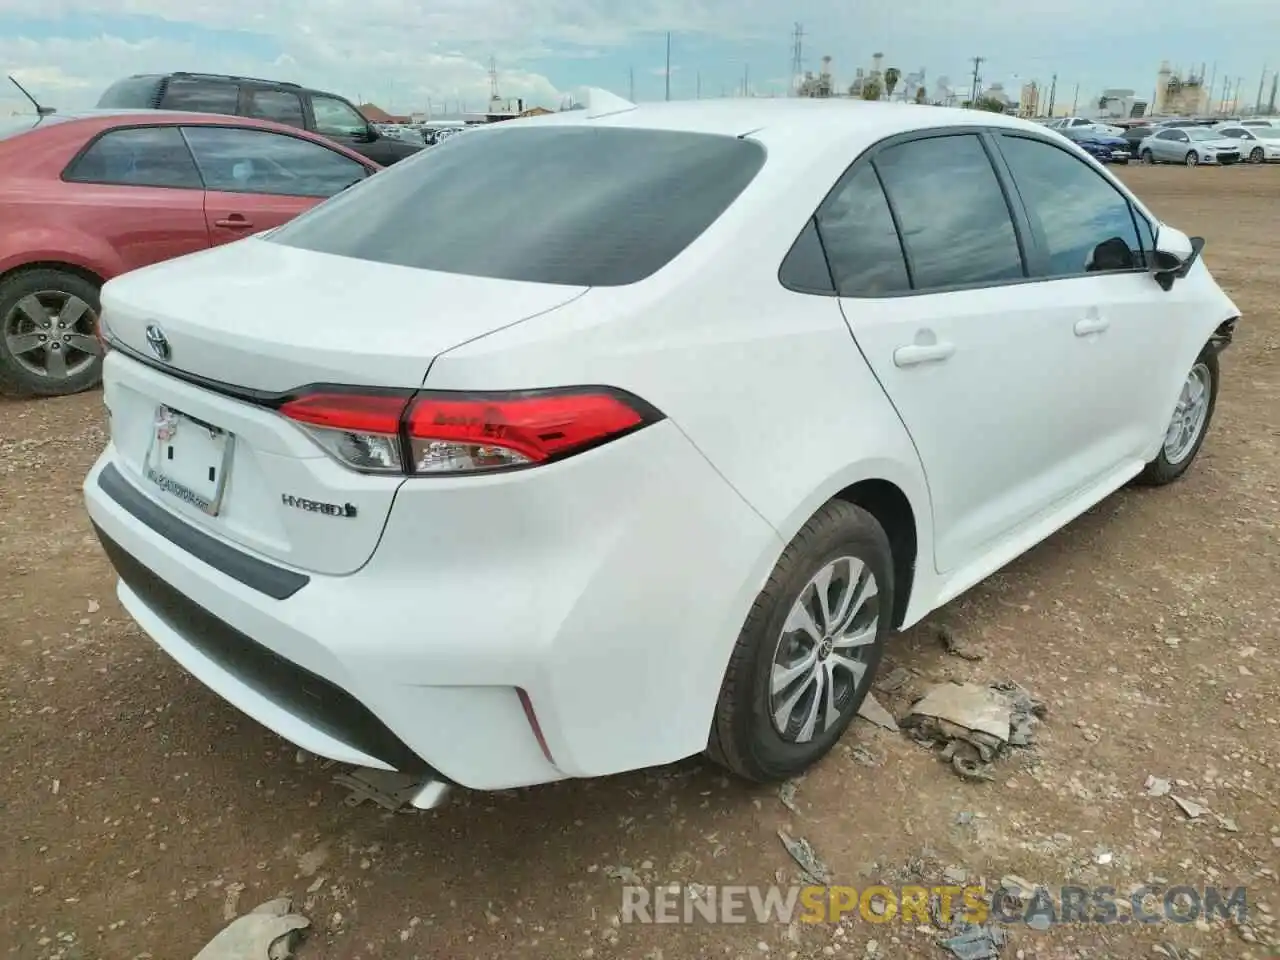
0,109,381,398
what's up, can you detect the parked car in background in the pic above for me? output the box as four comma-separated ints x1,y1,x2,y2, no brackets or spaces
1139,126,1241,166
1060,125,1132,163
0,109,379,397
1120,123,1155,153
97,73,422,166
1238,118,1277,128
1047,116,1125,137
1245,125,1280,160
84,101,1238,801
1212,123,1275,162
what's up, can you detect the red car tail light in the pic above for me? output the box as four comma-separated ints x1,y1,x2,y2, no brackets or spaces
278,386,661,476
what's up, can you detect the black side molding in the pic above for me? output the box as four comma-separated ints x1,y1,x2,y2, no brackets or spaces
97,463,309,600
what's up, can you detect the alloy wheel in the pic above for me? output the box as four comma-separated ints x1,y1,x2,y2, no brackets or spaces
2,290,99,382
769,556,879,743
1163,362,1213,465
1250,147,1264,163
1185,152,1199,167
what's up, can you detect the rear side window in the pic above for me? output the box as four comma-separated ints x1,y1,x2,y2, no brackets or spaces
63,126,202,189
997,135,1145,276
816,164,910,296
96,76,163,108
873,134,1024,291
161,78,240,115
269,126,767,286
247,89,305,129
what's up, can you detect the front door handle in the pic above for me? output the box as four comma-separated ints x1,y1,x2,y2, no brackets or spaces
214,215,254,229
1074,316,1110,336
893,342,955,367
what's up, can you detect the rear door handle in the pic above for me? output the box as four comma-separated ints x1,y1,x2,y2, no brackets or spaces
1074,316,1110,336
214,216,254,229
893,342,955,367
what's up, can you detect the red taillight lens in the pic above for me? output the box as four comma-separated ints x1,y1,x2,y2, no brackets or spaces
278,391,411,474
278,387,658,476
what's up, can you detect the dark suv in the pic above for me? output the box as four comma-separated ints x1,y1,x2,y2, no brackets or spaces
97,73,423,166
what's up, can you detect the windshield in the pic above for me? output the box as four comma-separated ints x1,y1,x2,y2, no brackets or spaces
269,125,767,287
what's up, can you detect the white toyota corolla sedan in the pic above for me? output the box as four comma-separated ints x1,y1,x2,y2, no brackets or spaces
84,95,1240,806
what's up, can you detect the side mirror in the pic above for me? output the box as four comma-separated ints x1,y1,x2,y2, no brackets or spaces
363,123,379,142
1151,225,1205,291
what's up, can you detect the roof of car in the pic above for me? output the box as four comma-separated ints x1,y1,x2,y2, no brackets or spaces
501,98,1044,147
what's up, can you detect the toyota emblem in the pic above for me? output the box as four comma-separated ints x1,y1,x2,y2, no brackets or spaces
145,324,171,361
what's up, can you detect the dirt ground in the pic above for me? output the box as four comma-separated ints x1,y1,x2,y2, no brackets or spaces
2,165,1277,960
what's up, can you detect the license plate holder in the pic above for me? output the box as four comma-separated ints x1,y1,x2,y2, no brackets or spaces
143,405,235,516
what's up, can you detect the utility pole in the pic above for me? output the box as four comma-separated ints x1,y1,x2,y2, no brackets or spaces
629,67,635,102
1047,73,1057,116
1071,82,1079,114
1269,72,1279,115
790,22,805,96
1206,62,1217,115
969,56,984,106
1232,76,1244,114
1256,66,1267,114
664,32,671,101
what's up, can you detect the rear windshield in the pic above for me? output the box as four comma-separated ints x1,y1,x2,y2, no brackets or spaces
267,125,767,286
97,76,163,108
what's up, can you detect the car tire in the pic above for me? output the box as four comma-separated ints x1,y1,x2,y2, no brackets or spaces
1250,147,1264,163
705,499,893,783
1136,346,1219,486
0,268,103,399
1185,151,1199,167
1141,149,1155,164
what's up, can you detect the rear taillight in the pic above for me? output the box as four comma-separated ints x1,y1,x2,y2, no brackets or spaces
277,387,661,476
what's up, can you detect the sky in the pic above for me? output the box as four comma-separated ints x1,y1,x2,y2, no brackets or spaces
2,1,1279,117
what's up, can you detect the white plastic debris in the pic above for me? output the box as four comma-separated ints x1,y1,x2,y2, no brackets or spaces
192,897,310,960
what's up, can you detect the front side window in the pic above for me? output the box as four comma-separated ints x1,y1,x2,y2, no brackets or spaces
816,164,910,296
311,96,369,137
998,135,1145,276
161,78,240,115
182,126,367,198
247,89,305,129
268,126,766,286
64,126,202,189
872,134,1024,291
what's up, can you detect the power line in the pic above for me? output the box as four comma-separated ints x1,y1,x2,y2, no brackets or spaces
969,56,984,106
790,22,805,96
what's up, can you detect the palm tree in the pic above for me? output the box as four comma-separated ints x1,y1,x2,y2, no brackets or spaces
861,77,884,101
884,67,901,101
914,85,928,104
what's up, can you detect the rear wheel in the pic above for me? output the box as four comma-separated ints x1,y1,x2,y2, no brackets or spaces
1141,149,1155,164
1185,151,1199,167
0,268,103,398
1137,346,1219,486
1250,146,1264,163
706,500,892,782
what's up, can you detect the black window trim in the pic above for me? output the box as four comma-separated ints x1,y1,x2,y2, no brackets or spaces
991,131,1154,280
780,125,1037,300
60,121,376,191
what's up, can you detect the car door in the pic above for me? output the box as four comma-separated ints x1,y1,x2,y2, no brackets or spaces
822,130,1079,574
1156,128,1189,161
60,125,210,271
181,125,372,245
991,132,1186,482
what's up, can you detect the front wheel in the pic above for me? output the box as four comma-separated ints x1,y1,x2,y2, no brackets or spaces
1141,149,1155,164
0,268,104,398
1137,347,1219,486
1250,146,1264,163
706,500,893,782
1185,151,1200,167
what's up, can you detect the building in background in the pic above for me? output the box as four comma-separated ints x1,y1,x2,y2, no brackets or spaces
1153,62,1209,115
1019,81,1041,116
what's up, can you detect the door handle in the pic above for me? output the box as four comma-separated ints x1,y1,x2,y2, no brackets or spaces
214,216,254,229
893,342,955,367
1074,316,1110,336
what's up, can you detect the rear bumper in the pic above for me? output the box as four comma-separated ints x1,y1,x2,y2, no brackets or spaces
84,419,782,790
